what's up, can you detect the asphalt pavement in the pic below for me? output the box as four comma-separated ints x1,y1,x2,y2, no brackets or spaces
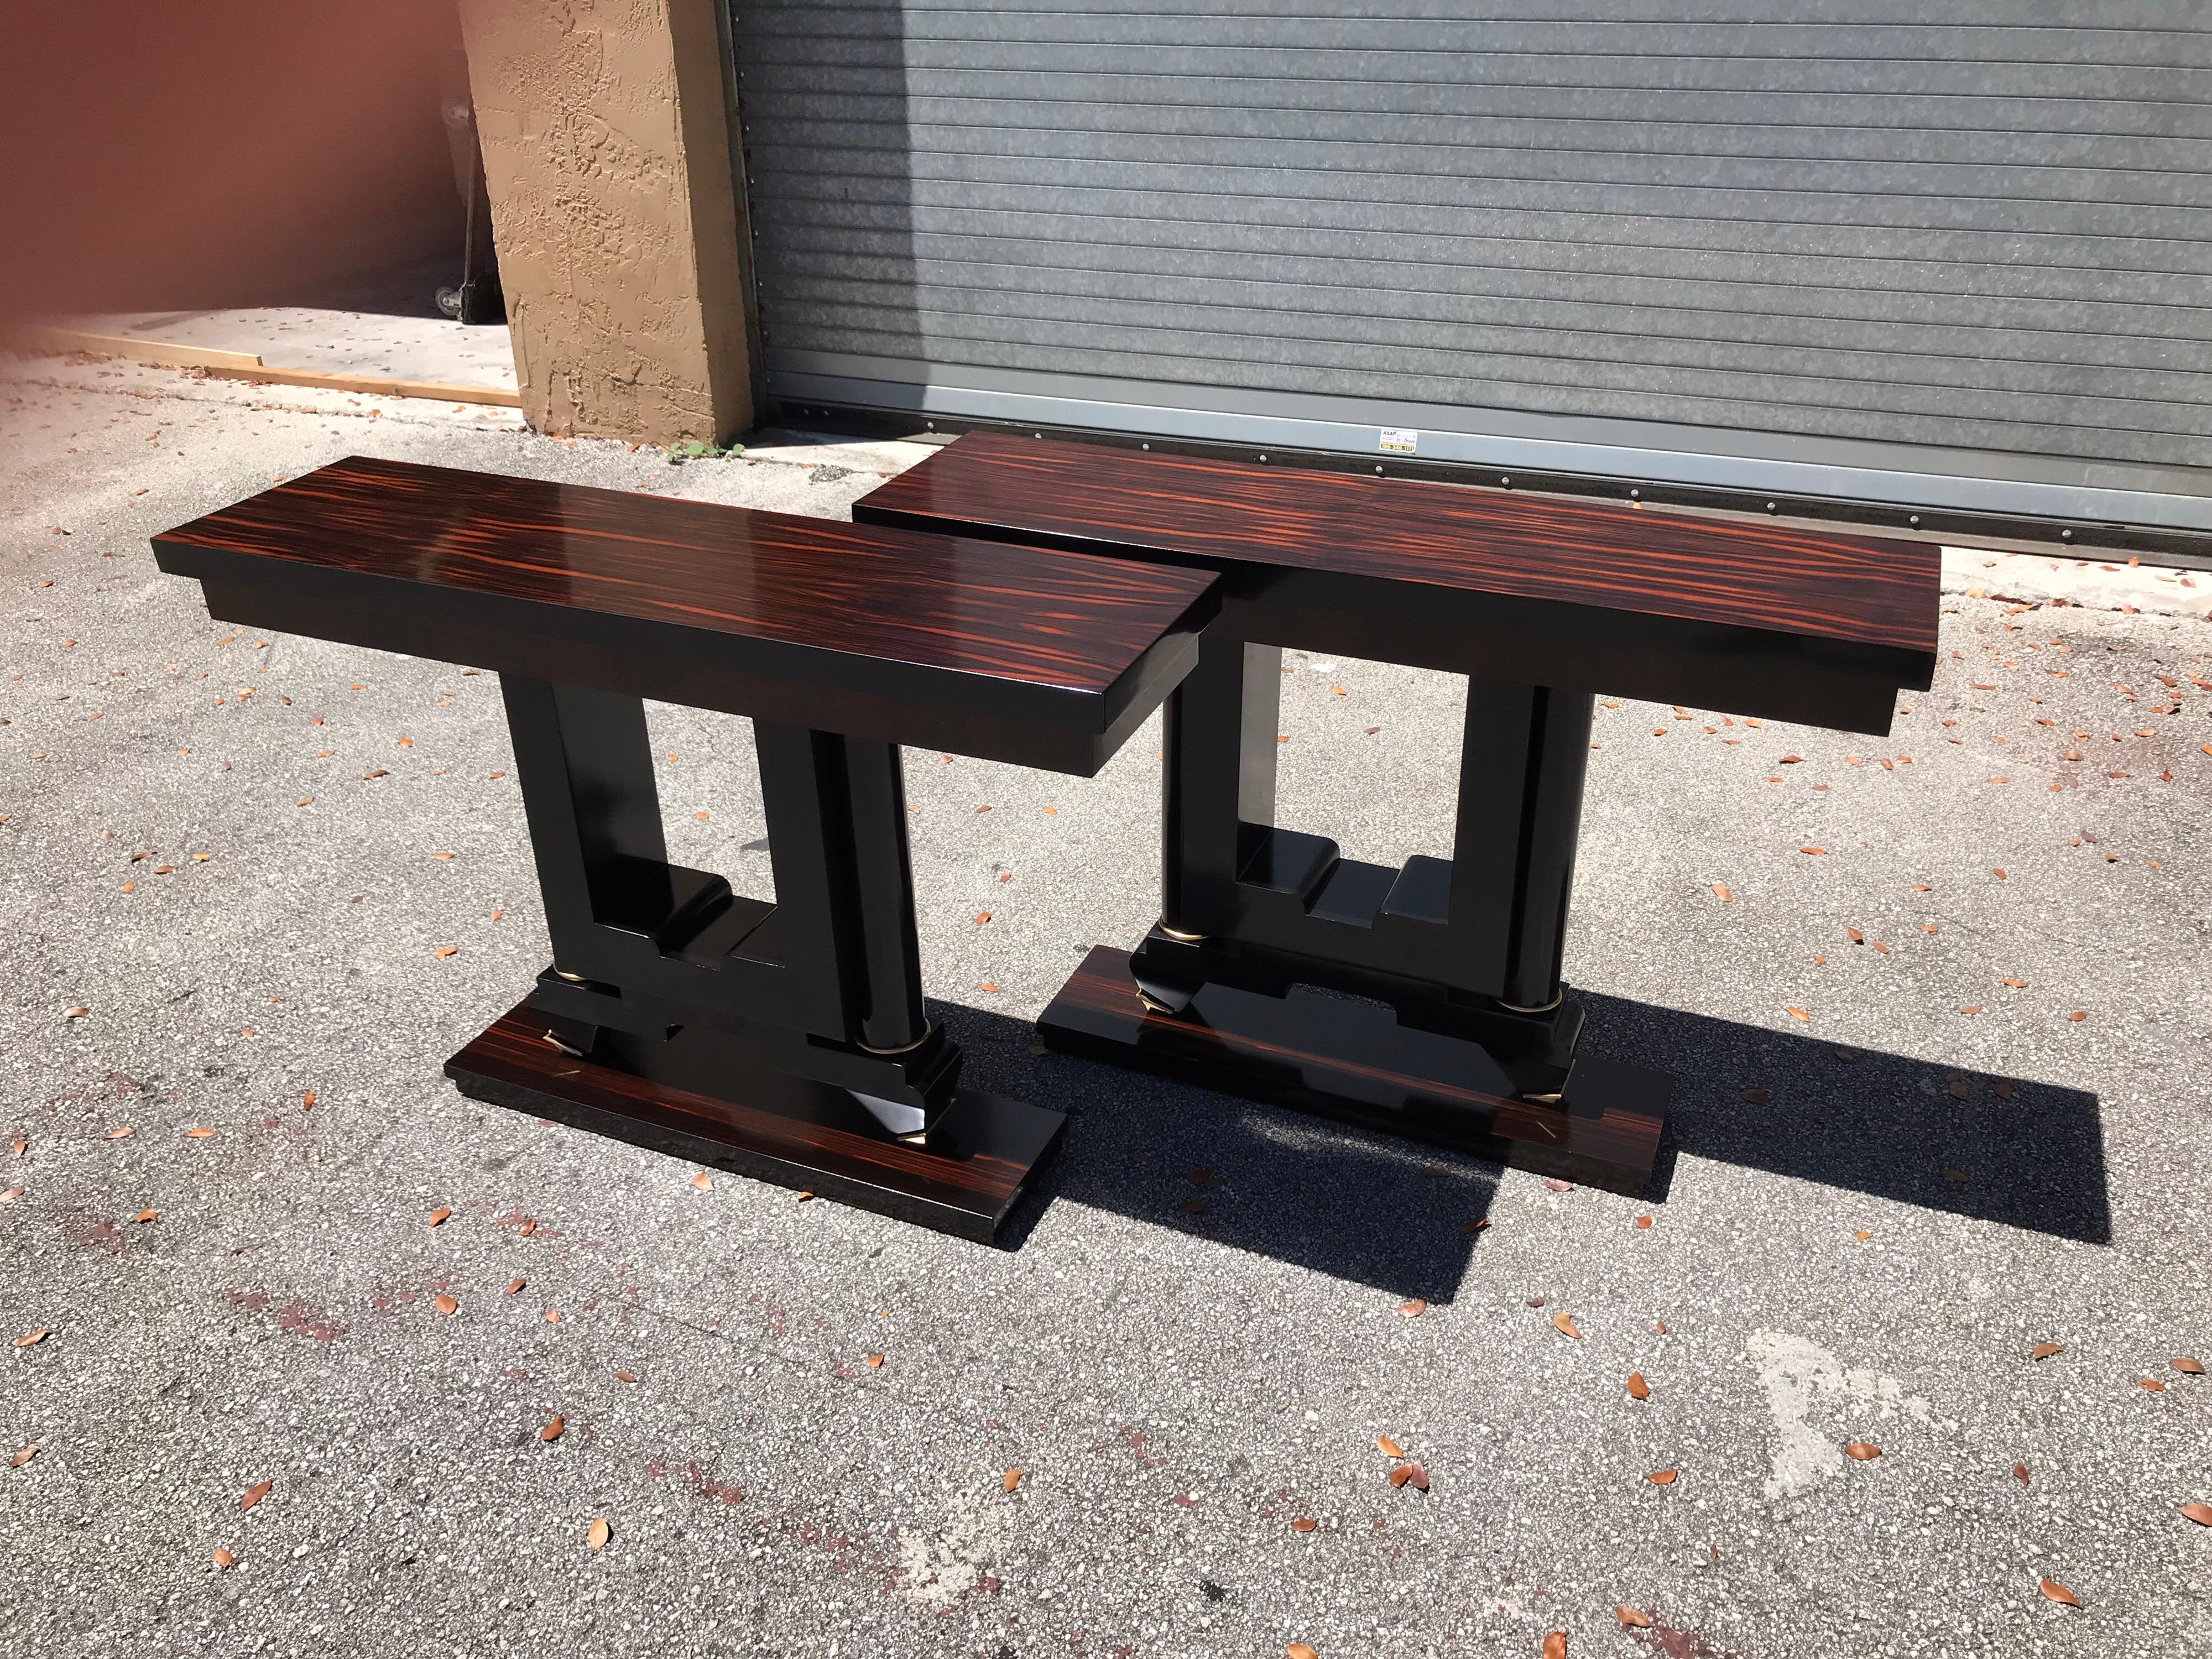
2,349,2208,1658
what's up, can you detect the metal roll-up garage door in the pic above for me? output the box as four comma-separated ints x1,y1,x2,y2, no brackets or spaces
731,2,2212,534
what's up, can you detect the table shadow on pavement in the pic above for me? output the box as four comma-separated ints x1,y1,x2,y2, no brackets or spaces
934,985,2109,1300
1576,990,2110,1248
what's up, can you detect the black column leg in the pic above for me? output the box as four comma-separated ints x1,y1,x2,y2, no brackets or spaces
1044,648,1665,1195
501,675,671,974
450,693,1067,1243
754,724,928,1056
1162,627,1280,938
1449,682,1595,1011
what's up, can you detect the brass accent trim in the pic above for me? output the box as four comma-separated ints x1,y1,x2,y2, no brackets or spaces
1159,924,1207,942
1497,993,1563,1014
858,1021,935,1057
1136,988,1175,1014
539,1029,584,1058
552,968,587,983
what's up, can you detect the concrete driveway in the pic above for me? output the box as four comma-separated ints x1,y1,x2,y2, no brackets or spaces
3,351,2208,1658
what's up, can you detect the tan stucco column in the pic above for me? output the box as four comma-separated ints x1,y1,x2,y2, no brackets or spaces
458,0,753,444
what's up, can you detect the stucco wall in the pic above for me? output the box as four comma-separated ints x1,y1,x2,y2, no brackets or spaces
459,0,752,443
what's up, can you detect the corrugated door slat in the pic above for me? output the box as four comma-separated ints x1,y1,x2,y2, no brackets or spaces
732,0,2212,508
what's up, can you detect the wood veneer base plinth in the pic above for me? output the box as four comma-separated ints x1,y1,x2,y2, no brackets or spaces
1040,947,1670,1196
447,1004,1065,1244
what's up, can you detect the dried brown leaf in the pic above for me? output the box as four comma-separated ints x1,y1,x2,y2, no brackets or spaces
1286,1646,1319,1659
2137,1379,2166,1392
1844,1441,1882,1461
1386,1461,1430,1491
540,1415,565,1442
185,1126,213,1139
1002,1468,1021,1493
865,1354,884,1369
104,1125,133,1140
1375,1436,1405,1458
211,1547,234,1568
614,1370,637,1383
14,1329,47,1349
2013,1463,2031,1487
1290,1516,1318,1533
1552,1312,1582,1339
1186,1167,1223,1188
2180,1503,2212,1527
1626,1372,1651,1400
1634,1215,1652,1230
2031,1342,2063,1360
1614,1606,1653,1629
132,1209,156,1224
1543,1631,1567,1659
2037,1578,2079,1608
691,1172,713,1192
427,1206,451,1227
240,1479,272,1511
433,1293,458,1316
1396,1298,1427,1319
1646,1469,1678,1486
2172,1357,2205,1374
1710,882,1732,902
1785,1005,1810,1021
587,1516,611,1551
1741,1089,1771,1105
9,1447,34,1468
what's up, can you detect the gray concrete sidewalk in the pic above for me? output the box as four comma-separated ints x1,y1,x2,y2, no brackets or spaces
2,352,2208,1659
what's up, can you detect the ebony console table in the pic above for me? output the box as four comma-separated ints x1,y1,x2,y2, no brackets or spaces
858,435,1940,1193
154,457,1216,1240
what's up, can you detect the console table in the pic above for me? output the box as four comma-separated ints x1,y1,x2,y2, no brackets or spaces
858,435,1940,1194
154,456,1217,1241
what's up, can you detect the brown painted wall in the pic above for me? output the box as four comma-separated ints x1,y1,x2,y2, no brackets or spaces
458,0,754,444
0,1,464,328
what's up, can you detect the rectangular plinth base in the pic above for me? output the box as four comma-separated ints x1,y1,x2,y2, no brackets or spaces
1041,947,1669,1196
447,1003,1066,1244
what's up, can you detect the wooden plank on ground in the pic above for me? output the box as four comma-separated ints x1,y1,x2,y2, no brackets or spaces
18,327,523,409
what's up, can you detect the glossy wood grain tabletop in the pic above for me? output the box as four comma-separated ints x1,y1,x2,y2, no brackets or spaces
154,455,1219,697
858,435,1939,656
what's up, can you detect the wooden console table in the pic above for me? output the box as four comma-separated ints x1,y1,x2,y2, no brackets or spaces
858,435,1941,1194
154,457,1216,1241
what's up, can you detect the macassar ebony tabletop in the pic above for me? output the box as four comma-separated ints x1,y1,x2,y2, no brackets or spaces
154,457,1220,1241
154,455,1217,776
858,434,1942,1196
858,432,1938,735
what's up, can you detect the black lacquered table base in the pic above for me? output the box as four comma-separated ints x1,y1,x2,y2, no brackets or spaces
448,1003,1065,1244
1041,945,1670,1194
